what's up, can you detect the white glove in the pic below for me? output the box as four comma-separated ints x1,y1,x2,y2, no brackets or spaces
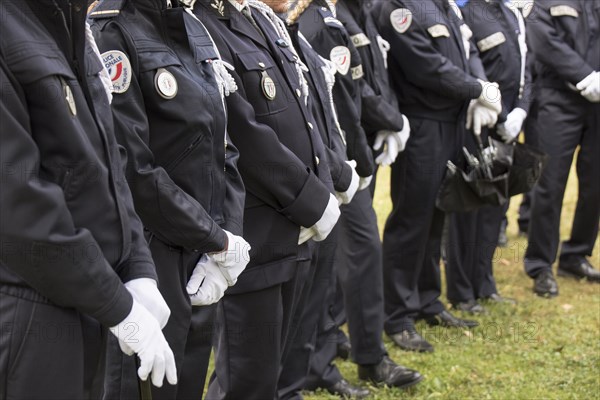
109,300,178,388
186,255,228,306
298,193,341,244
576,71,600,103
124,278,171,329
466,100,498,135
497,107,527,143
477,79,502,114
208,230,250,286
335,160,360,205
372,115,411,166
358,175,373,191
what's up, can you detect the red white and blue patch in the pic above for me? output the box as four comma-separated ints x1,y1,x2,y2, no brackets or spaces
390,8,412,34
330,46,351,76
101,50,131,94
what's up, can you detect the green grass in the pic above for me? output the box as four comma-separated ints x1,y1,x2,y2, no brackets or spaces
302,165,600,400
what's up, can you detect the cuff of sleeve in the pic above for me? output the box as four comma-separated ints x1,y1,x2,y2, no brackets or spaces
573,66,595,86
93,282,134,328
280,171,330,228
334,161,353,193
199,224,228,254
117,259,158,284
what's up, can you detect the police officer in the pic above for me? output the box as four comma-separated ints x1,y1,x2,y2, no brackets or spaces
524,0,600,296
444,0,532,313
89,1,249,398
277,20,363,399
0,0,176,397
373,0,500,352
193,0,341,397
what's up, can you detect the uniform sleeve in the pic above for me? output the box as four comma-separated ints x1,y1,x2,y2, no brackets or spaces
360,79,405,138
376,1,483,100
93,23,227,253
325,144,353,192
113,143,159,283
221,131,245,236
305,27,375,177
526,3,594,85
0,60,133,328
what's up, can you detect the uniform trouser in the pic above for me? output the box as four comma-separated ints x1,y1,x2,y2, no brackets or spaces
206,250,312,400
524,89,600,278
103,239,216,400
517,100,540,232
306,189,387,389
446,205,503,303
0,288,105,400
383,118,462,334
277,231,338,399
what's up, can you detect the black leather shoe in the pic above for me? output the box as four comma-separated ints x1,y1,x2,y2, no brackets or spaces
388,327,434,352
425,310,479,328
326,379,370,399
337,341,352,360
558,258,600,283
481,293,517,305
533,271,559,297
451,299,486,314
358,356,423,389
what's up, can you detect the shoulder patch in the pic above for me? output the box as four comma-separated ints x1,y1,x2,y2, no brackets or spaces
390,8,413,34
550,5,578,18
330,46,351,76
350,33,371,48
351,64,364,80
101,50,132,94
477,32,506,52
427,24,450,38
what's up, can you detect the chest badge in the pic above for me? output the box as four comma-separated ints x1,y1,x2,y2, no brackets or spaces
261,71,277,101
63,82,77,116
155,68,178,100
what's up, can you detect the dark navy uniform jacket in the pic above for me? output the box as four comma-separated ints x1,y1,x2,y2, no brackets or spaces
291,26,354,193
526,0,600,90
336,0,406,140
296,0,376,177
193,0,334,292
90,0,245,255
372,0,486,121
461,0,533,115
0,0,156,327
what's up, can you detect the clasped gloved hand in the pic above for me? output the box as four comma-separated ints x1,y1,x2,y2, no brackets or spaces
497,107,527,143
466,100,499,135
372,115,411,166
576,71,600,103
124,278,171,329
186,255,229,306
109,300,178,388
298,193,341,244
335,160,360,205
357,175,373,191
208,230,250,286
477,80,503,114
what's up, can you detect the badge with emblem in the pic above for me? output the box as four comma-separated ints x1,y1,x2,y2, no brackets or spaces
155,68,178,99
390,8,412,34
330,46,351,76
101,50,132,94
261,71,276,101
63,81,77,116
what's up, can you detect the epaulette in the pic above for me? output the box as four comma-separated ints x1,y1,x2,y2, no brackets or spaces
88,0,124,20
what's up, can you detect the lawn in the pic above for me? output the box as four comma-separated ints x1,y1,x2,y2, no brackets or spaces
302,164,600,400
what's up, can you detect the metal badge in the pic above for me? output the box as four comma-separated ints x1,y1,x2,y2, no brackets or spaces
261,71,276,101
155,68,178,100
63,82,77,116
